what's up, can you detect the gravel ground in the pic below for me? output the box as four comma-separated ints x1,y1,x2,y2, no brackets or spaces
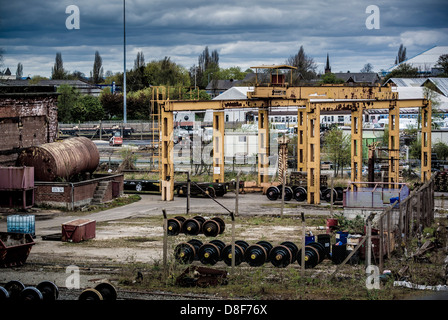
1,192,447,301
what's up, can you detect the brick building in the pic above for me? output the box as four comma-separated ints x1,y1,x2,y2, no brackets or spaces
0,85,59,166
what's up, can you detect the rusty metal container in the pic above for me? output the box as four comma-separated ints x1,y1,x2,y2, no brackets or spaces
0,167,35,209
16,137,99,181
0,167,34,190
61,219,96,243
0,232,35,268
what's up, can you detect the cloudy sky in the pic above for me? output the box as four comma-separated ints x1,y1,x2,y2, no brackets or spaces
1,0,448,79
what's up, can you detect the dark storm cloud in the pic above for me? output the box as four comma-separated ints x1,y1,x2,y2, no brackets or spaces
1,0,447,78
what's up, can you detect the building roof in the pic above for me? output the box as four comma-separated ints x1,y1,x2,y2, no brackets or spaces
206,79,241,91
384,77,448,97
0,79,102,96
423,78,448,97
250,64,297,70
334,72,380,84
212,86,253,100
383,78,427,87
387,45,448,72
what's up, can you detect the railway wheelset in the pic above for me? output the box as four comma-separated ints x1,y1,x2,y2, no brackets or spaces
266,185,344,203
0,280,117,301
0,280,59,301
173,239,328,269
167,215,226,237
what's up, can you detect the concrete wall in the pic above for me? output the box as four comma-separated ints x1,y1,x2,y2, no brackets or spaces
0,86,58,166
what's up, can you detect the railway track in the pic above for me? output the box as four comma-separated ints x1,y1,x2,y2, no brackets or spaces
0,261,228,301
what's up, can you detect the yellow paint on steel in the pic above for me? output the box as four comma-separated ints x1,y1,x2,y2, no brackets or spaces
157,80,431,204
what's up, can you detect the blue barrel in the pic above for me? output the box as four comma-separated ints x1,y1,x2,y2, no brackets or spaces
335,231,348,244
7,215,35,238
305,235,315,244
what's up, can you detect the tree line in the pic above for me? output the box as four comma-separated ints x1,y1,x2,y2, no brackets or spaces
6,43,447,123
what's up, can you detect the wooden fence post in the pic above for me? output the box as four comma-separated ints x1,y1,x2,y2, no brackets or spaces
162,209,168,277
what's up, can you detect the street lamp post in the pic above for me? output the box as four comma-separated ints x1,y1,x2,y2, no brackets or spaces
123,0,127,123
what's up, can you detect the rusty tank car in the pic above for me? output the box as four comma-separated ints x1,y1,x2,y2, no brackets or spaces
16,137,100,181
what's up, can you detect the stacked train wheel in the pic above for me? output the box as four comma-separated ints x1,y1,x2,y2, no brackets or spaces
221,240,249,266
244,241,273,267
202,217,226,237
167,215,226,237
198,240,226,265
266,184,344,203
79,283,117,301
0,280,59,301
167,216,186,236
266,185,293,201
269,241,299,268
174,239,203,264
296,242,326,269
293,186,307,202
182,216,205,236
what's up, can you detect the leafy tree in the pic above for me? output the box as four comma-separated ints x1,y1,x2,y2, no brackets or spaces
57,84,81,123
68,70,86,80
409,136,422,159
99,89,123,119
433,141,448,161
28,75,49,84
436,54,448,75
126,90,151,120
78,95,104,121
321,72,344,84
214,66,248,81
144,57,190,87
383,63,418,83
51,52,67,79
322,127,351,177
286,45,317,82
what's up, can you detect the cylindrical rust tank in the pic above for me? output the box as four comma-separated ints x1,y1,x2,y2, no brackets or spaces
16,137,100,181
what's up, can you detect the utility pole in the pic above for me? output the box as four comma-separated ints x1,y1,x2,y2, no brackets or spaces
123,0,127,123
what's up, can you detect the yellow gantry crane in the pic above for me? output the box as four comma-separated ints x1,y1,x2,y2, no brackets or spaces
155,65,432,203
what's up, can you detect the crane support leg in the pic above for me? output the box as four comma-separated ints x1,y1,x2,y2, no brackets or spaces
351,106,363,184
388,103,400,187
213,111,225,183
306,105,320,204
161,108,174,201
421,100,432,182
258,109,270,185
297,108,307,172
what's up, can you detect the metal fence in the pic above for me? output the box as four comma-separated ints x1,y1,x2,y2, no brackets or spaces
332,174,435,276
377,174,435,270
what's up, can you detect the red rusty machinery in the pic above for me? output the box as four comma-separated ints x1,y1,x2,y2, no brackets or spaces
16,137,100,181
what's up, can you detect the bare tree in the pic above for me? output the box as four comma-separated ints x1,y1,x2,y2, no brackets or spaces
286,45,317,82
197,46,219,88
16,63,23,79
91,51,104,84
0,48,4,73
360,63,374,73
51,52,67,79
396,44,407,64
134,51,145,70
